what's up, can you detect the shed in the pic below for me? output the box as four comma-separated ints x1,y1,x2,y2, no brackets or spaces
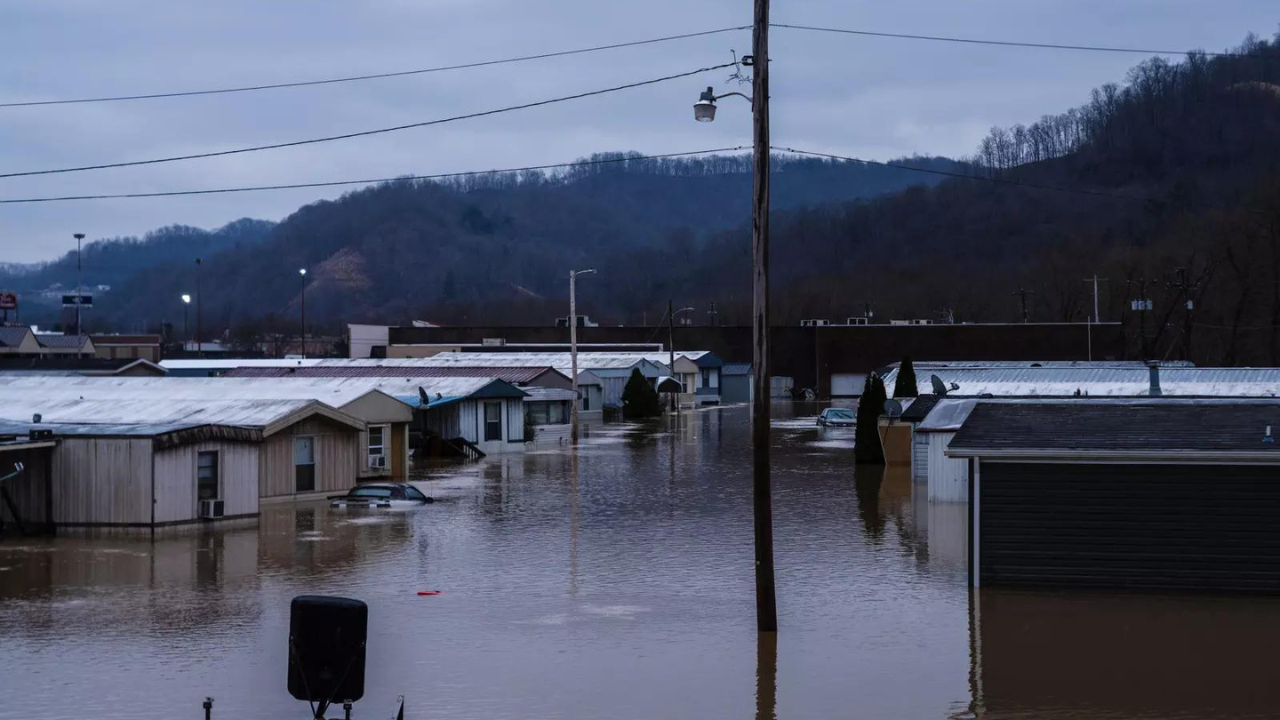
914,399,977,501
948,401,1280,591
720,363,752,404
385,377,529,456
898,394,941,481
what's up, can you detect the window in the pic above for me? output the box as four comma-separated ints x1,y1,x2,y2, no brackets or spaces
368,425,387,468
405,486,427,502
581,389,590,411
349,487,394,498
197,451,219,501
294,437,316,493
484,402,502,441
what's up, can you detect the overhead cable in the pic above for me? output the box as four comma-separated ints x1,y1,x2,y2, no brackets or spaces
772,23,1264,58
0,27,751,108
0,62,737,180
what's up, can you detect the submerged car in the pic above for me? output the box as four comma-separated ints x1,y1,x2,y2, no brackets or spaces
816,407,856,428
330,483,433,508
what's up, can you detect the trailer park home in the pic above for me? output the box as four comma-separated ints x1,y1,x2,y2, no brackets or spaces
0,397,364,529
948,400,1280,592
353,376,529,456
0,376,415,482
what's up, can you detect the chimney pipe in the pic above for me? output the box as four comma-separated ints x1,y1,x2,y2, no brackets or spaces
1147,363,1162,397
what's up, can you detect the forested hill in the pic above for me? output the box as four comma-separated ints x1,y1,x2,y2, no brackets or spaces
8,30,1280,365
0,153,959,330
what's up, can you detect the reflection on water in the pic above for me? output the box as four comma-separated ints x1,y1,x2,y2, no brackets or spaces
0,405,1276,719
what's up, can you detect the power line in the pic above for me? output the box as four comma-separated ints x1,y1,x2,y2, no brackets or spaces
771,23,1266,58
771,146,1156,202
0,62,736,180
0,147,749,204
0,27,751,108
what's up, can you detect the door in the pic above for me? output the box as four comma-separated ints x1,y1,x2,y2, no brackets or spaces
830,373,867,397
979,462,1280,591
483,402,502,442
294,437,316,493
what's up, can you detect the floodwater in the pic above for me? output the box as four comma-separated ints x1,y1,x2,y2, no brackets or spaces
2,404,1280,720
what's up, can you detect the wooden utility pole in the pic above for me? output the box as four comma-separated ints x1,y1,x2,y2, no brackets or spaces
750,0,778,634
569,268,595,444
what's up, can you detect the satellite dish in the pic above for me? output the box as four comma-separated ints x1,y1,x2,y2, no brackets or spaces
883,399,904,417
418,387,430,407
930,374,949,396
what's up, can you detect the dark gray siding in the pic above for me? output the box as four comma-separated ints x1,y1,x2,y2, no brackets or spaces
979,462,1280,591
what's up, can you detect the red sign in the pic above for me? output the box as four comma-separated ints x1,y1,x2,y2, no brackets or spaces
0,292,16,310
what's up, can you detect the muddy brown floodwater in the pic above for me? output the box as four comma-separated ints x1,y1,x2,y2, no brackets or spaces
2,404,1279,719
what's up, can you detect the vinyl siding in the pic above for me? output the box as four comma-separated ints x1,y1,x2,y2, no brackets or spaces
51,438,153,525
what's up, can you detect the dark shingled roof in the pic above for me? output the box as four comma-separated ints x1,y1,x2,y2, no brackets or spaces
0,327,31,348
899,394,940,422
949,402,1280,454
34,334,89,349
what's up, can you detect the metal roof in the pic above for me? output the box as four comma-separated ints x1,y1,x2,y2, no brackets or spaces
0,396,323,428
521,387,578,402
898,394,941,422
0,376,408,408
880,366,1280,398
161,358,323,370
916,399,978,432
948,401,1280,455
887,360,1195,369
411,352,670,371
722,363,752,376
223,364,561,384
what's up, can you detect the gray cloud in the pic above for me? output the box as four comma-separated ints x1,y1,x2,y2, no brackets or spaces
0,0,1274,262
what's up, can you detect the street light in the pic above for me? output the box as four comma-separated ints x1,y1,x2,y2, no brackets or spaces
299,268,308,359
569,268,596,445
692,86,753,122
181,294,191,346
692,4,776,634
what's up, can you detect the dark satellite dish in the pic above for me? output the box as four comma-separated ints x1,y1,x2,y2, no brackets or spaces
418,387,430,407
883,399,904,417
930,374,949,396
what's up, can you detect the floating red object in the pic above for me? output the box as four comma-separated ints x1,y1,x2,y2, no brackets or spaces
416,591,441,596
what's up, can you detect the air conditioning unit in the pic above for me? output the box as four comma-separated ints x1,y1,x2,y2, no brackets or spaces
800,319,831,327
481,337,507,346
199,499,225,520
369,454,387,470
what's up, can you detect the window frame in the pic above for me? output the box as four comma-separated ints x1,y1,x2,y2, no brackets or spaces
196,450,219,501
483,401,502,441
367,424,388,464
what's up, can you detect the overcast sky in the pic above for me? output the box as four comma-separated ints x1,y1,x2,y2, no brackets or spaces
0,0,1275,262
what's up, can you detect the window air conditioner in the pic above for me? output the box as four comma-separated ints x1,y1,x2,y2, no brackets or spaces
199,499,225,520
369,455,388,470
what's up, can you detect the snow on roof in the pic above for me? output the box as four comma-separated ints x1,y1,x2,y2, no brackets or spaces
917,399,979,432
160,358,324,370
521,387,578,402
413,352,667,370
0,396,321,428
880,366,1280,398
0,375,504,405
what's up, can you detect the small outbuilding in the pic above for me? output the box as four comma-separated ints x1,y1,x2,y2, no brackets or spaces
948,401,1280,591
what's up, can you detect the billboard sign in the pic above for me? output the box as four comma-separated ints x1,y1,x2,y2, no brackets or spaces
62,294,93,308
0,292,16,310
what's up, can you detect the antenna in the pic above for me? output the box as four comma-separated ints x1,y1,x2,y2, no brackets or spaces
883,399,904,418
930,374,949,396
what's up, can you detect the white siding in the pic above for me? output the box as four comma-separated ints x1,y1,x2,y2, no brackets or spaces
830,373,866,397
505,398,525,444
911,427,929,482
153,442,260,523
601,377,626,407
927,432,970,502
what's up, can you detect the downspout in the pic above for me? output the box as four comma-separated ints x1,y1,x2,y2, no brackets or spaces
1147,362,1162,397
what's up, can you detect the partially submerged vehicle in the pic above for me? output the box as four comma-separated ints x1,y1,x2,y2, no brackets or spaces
330,483,433,509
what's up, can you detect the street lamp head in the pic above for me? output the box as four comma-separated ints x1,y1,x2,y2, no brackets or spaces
299,268,307,276
694,86,717,122
181,294,191,304
73,233,85,240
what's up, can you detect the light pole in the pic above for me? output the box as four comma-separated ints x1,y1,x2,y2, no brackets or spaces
668,304,695,411
194,258,203,357
73,233,85,336
692,0,776,633
569,268,596,444
181,294,191,346
299,268,308,359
